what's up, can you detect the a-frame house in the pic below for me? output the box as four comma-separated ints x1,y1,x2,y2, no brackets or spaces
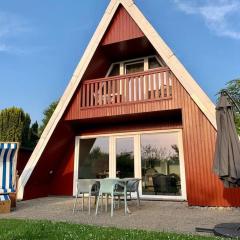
18,0,240,206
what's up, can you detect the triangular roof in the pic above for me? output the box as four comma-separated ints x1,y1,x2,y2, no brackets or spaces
102,4,144,45
17,0,216,199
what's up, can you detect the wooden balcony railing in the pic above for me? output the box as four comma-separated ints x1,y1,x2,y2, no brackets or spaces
80,67,173,108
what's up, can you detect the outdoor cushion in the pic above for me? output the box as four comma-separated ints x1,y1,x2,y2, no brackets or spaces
0,194,10,201
0,143,18,194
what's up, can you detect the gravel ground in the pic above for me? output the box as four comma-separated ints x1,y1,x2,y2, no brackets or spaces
1,197,240,235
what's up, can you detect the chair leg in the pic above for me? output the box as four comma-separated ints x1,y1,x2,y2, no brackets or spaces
118,196,120,208
95,195,100,216
137,190,140,206
113,196,115,209
88,195,91,215
124,187,127,215
111,195,114,217
81,193,84,211
73,194,78,213
105,195,109,212
101,195,103,212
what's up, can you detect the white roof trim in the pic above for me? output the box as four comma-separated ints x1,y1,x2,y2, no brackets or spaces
123,1,216,127
17,0,216,200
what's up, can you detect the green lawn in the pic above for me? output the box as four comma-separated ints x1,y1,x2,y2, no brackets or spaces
0,219,222,240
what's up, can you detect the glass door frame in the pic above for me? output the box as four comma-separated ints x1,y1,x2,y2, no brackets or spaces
74,129,186,201
110,135,138,179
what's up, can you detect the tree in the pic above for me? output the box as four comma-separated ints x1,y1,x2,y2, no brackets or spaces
0,107,38,148
28,121,39,149
39,100,58,136
168,144,179,164
116,151,134,178
221,79,240,134
21,113,31,147
141,144,168,168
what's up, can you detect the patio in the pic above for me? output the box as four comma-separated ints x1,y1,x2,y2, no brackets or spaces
1,197,240,235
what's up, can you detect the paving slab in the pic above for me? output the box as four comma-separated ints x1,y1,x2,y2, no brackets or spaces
1,197,240,235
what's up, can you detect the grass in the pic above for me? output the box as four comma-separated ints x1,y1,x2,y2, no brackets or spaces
0,219,224,240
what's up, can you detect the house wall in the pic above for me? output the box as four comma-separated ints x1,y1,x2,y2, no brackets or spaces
23,72,240,205
21,2,240,206
62,73,240,207
49,143,75,196
17,148,33,176
101,5,144,45
23,122,75,199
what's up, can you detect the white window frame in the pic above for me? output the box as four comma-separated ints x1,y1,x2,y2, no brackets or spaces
73,129,186,201
113,135,138,179
105,55,163,77
124,59,145,75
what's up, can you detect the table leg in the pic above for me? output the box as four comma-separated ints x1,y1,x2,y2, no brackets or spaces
125,183,132,214
124,185,127,215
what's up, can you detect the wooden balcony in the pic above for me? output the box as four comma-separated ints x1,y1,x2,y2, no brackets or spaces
64,67,176,121
80,67,172,109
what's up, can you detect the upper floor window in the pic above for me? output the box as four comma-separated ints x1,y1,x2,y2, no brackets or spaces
125,60,144,74
108,63,120,77
106,55,164,77
148,56,161,69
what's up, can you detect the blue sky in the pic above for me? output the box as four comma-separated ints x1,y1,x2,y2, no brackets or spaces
0,0,240,123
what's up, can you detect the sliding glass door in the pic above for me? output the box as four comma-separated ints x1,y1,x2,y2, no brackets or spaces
76,130,186,200
116,137,134,178
141,132,182,197
78,137,109,179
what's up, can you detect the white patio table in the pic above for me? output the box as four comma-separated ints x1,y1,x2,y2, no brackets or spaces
97,177,141,215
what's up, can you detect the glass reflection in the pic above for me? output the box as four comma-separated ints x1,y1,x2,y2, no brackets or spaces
79,137,109,179
141,133,181,196
116,137,134,178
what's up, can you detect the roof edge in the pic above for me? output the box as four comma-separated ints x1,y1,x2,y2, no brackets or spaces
17,0,121,200
121,0,216,127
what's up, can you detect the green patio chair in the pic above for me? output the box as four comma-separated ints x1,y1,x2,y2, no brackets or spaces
95,178,125,217
73,179,99,215
126,178,141,206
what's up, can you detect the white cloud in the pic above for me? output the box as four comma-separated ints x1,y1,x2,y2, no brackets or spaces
174,0,240,40
0,11,30,54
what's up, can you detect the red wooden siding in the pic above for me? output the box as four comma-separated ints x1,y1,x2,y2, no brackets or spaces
80,37,156,82
17,148,33,176
23,66,240,206
23,122,75,199
64,68,173,120
102,5,144,45
79,68,172,109
73,109,183,136
81,47,112,81
62,69,240,206
49,143,75,196
21,3,240,206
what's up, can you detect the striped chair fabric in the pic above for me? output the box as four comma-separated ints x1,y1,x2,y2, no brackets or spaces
0,194,10,201
0,143,18,194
